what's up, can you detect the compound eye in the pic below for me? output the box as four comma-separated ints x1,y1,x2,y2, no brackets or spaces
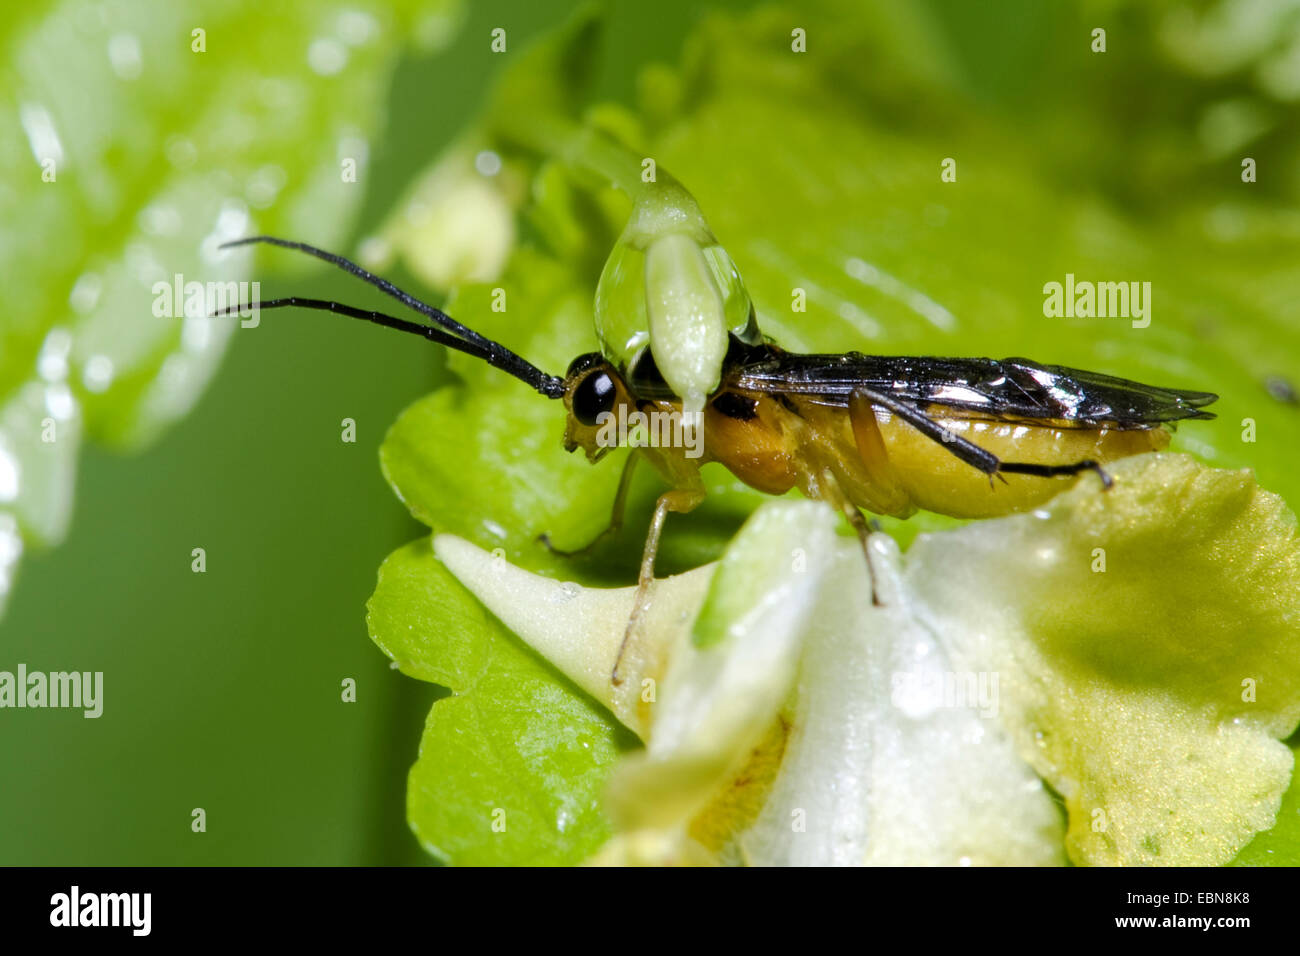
572,371,616,426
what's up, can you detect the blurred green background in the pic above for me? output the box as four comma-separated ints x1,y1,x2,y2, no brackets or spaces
3,0,1298,864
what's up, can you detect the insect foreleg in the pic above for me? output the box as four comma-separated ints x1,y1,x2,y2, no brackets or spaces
539,453,640,557
612,485,706,685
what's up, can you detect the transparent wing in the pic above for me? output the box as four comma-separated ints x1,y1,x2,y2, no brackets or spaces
733,350,1217,427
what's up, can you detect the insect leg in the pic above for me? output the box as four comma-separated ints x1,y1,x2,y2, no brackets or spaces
612,486,706,685
538,453,640,557
844,502,883,607
814,466,884,606
846,389,913,516
854,387,1110,488
998,459,1113,488
852,387,1000,474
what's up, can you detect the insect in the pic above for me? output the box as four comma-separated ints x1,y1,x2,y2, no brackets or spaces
220,236,1217,681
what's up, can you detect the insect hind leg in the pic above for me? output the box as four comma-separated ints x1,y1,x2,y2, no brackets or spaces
851,387,1113,491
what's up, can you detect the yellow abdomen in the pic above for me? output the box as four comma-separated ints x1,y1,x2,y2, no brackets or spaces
697,393,1171,522
876,410,1170,518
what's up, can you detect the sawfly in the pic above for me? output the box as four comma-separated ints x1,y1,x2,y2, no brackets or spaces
219,236,1218,681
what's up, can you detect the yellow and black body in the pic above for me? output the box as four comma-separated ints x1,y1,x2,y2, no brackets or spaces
560,335,1214,523
221,235,1218,680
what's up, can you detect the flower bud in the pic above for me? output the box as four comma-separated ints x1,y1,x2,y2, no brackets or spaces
594,181,758,415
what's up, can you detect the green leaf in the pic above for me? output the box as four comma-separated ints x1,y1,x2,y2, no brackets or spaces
367,535,634,865
378,249,627,574
907,454,1300,865
0,0,458,613
1232,738,1300,866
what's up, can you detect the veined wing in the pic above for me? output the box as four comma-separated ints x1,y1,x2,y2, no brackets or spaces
732,350,1218,427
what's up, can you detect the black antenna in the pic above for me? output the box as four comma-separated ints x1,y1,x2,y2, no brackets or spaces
216,236,566,398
